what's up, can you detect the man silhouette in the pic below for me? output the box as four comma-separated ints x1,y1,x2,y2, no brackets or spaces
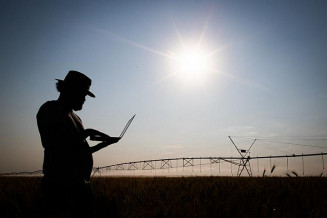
37,70,119,216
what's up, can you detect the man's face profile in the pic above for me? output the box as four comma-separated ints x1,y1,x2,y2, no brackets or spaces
70,91,87,111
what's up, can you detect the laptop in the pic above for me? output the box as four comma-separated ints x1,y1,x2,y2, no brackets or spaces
90,114,136,141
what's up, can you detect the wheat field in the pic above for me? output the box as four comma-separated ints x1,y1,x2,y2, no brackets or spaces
0,176,326,217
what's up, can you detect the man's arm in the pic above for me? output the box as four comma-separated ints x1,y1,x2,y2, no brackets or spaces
89,137,120,153
83,129,109,140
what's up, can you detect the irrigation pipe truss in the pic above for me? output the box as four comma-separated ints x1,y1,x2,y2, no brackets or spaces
94,152,327,170
1,152,326,176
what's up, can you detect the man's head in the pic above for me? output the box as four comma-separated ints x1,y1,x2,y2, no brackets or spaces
56,71,95,111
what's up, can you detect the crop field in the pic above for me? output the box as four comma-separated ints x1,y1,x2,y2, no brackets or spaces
0,176,326,217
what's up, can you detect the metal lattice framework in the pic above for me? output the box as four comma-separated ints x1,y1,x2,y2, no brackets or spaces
91,135,327,177
2,135,327,177
92,152,327,175
1,153,326,177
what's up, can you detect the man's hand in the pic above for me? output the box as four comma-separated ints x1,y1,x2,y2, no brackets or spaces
90,137,120,153
85,129,121,153
97,137,120,147
84,128,111,141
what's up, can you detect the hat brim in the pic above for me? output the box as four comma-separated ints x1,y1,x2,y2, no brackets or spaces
56,79,95,98
87,91,96,98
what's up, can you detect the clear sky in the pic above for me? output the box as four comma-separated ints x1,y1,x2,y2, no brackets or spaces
1,0,327,175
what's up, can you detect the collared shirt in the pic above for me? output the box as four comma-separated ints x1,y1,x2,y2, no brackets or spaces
37,100,93,183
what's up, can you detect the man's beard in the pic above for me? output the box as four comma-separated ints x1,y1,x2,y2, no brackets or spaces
73,102,84,111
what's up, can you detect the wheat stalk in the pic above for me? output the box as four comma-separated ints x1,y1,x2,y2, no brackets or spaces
292,171,299,177
270,165,276,174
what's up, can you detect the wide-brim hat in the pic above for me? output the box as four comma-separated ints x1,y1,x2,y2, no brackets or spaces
56,70,95,98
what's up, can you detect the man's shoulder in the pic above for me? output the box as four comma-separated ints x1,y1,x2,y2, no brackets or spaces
37,100,62,118
39,100,59,110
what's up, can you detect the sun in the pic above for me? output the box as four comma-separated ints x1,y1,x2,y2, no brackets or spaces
172,46,213,85
178,48,208,78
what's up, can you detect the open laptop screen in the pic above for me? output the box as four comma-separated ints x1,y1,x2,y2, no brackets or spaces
120,114,136,138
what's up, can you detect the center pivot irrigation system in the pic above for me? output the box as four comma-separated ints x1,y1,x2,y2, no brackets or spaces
92,136,327,177
1,136,326,177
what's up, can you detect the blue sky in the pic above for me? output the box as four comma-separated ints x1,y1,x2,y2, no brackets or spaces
1,0,327,175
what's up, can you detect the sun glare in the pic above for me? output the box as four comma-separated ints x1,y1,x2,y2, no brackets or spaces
102,18,220,89
173,47,212,84
179,50,207,76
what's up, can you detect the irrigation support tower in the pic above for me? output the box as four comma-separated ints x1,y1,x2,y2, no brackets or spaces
228,136,257,176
